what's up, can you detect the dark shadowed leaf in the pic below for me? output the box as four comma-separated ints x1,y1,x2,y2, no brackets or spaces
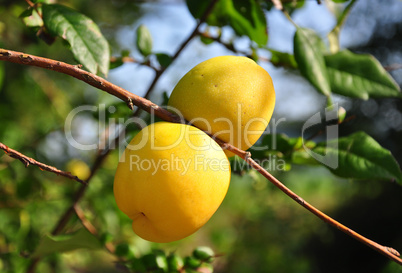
19,7,34,18
313,131,402,184
155,53,172,69
294,27,331,97
42,4,110,76
283,0,305,14
32,229,102,258
325,50,401,99
269,49,298,69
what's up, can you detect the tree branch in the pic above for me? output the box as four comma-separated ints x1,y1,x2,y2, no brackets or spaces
4,49,401,266
74,204,115,254
0,48,179,124
0,142,86,185
242,155,401,264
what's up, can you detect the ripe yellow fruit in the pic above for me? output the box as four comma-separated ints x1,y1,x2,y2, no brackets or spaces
113,122,231,243
168,56,275,157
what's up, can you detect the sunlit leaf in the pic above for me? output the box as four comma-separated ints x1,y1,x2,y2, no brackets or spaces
313,132,402,184
32,229,102,258
186,0,268,46
136,24,153,57
325,50,401,99
294,27,331,97
42,4,110,76
21,8,43,28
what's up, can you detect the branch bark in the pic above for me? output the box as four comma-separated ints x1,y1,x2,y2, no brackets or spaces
0,48,179,124
0,142,86,185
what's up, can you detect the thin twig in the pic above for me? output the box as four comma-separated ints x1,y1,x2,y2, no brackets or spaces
271,0,283,10
74,205,115,254
133,0,220,117
385,63,402,71
0,142,86,185
24,0,35,9
240,155,401,265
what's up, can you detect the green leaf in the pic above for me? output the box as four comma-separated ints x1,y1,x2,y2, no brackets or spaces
324,50,401,99
292,150,320,165
327,27,340,54
186,0,268,46
32,229,102,258
269,49,298,69
328,0,357,53
227,0,268,46
192,246,214,261
313,132,402,184
155,53,172,69
19,8,34,18
136,24,153,57
331,0,350,3
167,254,184,271
294,28,331,97
283,0,305,14
110,57,124,70
141,252,168,271
200,35,215,45
42,4,110,76
22,8,43,28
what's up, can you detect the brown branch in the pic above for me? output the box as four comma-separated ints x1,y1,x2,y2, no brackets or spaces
0,48,179,124
0,142,86,185
384,63,402,71
4,48,402,268
271,0,283,10
241,155,401,265
74,205,115,254
3,49,402,267
24,0,35,9
110,56,136,64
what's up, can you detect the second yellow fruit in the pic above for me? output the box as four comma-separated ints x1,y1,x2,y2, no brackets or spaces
168,56,276,157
